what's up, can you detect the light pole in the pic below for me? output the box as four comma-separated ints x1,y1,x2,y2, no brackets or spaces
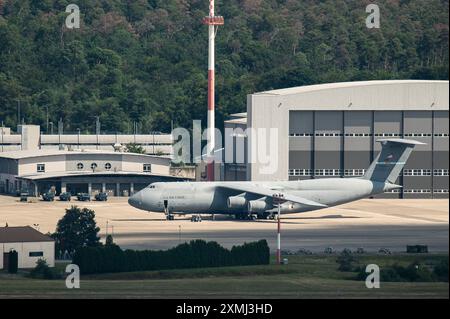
95,116,100,150
45,105,49,133
1,121,4,152
273,193,284,265
77,128,81,148
17,99,21,128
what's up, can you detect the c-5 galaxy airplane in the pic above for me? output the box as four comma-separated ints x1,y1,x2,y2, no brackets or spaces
129,139,423,221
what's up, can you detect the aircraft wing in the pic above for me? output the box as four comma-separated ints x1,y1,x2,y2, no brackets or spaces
218,184,328,208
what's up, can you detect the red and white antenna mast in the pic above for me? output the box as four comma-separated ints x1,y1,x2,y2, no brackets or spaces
202,0,224,182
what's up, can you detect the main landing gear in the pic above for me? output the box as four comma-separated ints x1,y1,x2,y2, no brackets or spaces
191,215,202,222
235,214,258,221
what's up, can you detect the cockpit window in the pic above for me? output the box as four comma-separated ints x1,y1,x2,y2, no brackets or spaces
148,185,156,189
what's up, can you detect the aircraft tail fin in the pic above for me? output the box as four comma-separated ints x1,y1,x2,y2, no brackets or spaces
363,139,425,184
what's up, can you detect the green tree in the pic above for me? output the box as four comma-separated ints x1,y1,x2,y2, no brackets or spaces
52,206,101,255
125,143,145,154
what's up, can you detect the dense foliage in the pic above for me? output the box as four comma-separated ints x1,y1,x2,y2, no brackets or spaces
29,258,61,279
52,206,101,256
356,259,449,282
73,239,270,274
0,0,448,133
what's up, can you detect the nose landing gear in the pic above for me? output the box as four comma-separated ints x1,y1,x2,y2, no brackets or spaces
164,200,175,221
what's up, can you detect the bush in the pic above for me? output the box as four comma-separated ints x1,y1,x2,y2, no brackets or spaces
73,240,270,275
356,262,444,283
336,250,357,272
29,259,61,280
433,259,449,282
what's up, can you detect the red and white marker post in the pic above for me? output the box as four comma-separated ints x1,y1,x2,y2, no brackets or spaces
273,194,284,265
202,0,224,182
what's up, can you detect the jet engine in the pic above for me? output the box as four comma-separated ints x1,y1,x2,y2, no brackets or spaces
247,198,272,213
227,195,247,209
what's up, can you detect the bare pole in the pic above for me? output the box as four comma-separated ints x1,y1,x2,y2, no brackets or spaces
274,193,284,265
277,201,281,264
1,121,4,152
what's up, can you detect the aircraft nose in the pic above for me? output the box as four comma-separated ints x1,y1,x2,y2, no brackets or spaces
128,191,143,209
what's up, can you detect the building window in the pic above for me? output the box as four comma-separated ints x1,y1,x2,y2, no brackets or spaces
37,164,45,173
91,163,98,170
385,189,401,193
403,169,432,176
434,169,449,176
29,251,44,257
345,169,366,177
77,163,84,170
143,164,152,172
315,169,343,176
289,169,313,177
404,189,432,194
105,163,112,170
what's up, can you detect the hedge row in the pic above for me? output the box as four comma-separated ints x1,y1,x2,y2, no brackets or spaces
73,240,270,274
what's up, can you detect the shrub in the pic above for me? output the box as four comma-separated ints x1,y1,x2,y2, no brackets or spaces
356,262,442,283
29,259,61,280
336,250,357,272
433,259,449,282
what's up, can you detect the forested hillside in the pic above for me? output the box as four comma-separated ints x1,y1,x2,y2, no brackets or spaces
0,0,448,133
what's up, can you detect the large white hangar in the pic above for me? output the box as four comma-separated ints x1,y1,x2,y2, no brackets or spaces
224,80,449,199
0,150,187,197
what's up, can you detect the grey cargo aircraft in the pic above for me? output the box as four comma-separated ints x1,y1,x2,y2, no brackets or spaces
129,139,423,221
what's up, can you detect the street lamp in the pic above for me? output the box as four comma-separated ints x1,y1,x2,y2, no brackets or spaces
1,121,4,152
45,105,49,133
273,193,285,265
77,128,81,148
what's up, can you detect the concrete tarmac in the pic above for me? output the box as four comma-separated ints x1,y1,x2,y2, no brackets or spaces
0,196,448,253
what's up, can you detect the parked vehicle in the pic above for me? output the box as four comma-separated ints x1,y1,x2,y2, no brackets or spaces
20,193,29,202
77,193,91,201
378,248,392,255
59,192,72,201
95,192,108,201
42,192,55,202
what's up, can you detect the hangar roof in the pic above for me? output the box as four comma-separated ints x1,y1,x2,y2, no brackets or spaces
0,150,171,161
0,226,54,243
17,171,184,181
255,80,449,97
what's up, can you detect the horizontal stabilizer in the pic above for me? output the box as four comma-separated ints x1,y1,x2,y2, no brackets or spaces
376,138,426,146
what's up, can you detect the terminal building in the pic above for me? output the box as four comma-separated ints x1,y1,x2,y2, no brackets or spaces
224,80,449,198
0,149,187,197
0,124,192,197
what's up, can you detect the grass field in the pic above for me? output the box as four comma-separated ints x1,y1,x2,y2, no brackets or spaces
0,254,448,299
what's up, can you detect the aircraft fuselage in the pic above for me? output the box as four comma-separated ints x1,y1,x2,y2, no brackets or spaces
128,178,398,216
